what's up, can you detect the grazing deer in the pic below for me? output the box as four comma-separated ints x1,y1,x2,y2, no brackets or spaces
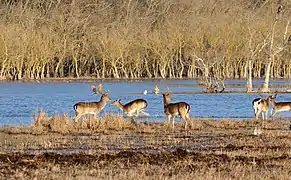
111,98,148,118
269,94,291,118
153,84,160,94
252,95,272,120
91,83,103,94
162,93,191,129
73,93,111,122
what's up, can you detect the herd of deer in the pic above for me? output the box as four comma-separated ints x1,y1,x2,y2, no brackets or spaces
72,84,291,130
73,84,191,129
252,93,291,120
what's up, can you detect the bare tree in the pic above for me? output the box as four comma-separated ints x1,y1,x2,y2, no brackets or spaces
194,55,225,93
246,27,267,93
262,5,289,92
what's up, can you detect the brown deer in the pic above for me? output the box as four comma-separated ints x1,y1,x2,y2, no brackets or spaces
73,93,111,122
111,98,148,118
91,83,103,94
252,89,272,120
269,94,291,118
153,84,160,94
162,93,191,129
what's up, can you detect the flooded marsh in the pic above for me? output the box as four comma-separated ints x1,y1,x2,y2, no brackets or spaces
1,79,291,126
1,79,291,179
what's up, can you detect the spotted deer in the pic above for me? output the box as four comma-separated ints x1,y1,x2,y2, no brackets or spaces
252,95,272,120
162,93,191,129
91,83,103,94
153,84,160,94
111,98,148,118
73,93,111,122
269,94,291,118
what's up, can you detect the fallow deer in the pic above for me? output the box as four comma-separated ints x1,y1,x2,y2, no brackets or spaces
252,95,272,120
91,83,103,94
162,93,191,129
153,84,160,94
269,94,291,118
73,93,111,122
111,98,148,118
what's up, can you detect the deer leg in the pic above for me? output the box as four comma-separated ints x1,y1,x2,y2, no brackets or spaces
73,113,82,122
184,117,187,130
130,117,136,125
255,110,260,120
185,113,192,130
126,112,136,124
272,110,278,118
172,116,175,129
93,112,99,121
166,114,171,124
265,110,268,120
181,114,187,130
261,112,265,120
253,106,258,119
253,106,257,114
136,110,140,117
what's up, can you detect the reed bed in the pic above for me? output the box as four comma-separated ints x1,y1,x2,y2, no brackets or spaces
1,110,289,134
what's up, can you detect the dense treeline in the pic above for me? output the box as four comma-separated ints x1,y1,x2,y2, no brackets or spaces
0,0,291,80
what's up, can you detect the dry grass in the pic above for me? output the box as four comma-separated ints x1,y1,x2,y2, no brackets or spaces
1,111,291,179
2,110,289,135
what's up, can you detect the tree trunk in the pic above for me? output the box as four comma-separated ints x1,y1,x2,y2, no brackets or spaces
247,60,253,93
262,57,272,92
73,57,80,78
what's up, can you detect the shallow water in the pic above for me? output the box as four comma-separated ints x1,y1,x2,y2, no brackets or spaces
0,79,291,126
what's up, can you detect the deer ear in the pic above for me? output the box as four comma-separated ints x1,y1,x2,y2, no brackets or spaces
103,92,108,96
257,88,263,97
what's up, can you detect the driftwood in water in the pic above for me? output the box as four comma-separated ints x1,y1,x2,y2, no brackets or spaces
203,85,225,93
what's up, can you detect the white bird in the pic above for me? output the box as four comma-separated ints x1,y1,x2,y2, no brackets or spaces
143,90,148,95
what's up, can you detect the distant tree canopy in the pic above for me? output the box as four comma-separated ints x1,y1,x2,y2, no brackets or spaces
0,0,291,80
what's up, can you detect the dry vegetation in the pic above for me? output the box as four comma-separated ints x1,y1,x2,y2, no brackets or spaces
1,111,291,179
0,0,291,81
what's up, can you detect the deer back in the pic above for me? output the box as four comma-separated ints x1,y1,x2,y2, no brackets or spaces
74,93,110,113
125,99,147,109
165,102,191,115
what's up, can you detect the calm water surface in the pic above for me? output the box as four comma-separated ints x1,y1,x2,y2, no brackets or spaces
1,79,291,126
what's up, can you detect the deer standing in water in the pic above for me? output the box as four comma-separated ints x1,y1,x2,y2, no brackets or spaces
73,93,111,122
91,83,103,94
111,98,148,118
252,89,272,120
162,93,191,129
269,94,291,118
153,84,160,94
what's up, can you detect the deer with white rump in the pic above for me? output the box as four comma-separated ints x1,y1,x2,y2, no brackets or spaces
73,93,111,122
162,93,191,130
252,88,273,120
